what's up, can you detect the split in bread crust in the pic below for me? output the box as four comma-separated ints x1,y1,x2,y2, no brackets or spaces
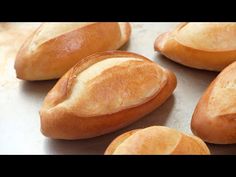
155,22,236,71
191,62,236,144
15,22,131,80
105,126,210,155
39,51,177,140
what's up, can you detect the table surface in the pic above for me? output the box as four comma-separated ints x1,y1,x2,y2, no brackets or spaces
0,22,235,154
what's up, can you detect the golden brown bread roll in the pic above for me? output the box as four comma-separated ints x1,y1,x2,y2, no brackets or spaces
191,62,236,144
39,51,177,140
155,22,236,71
15,22,131,81
105,126,210,155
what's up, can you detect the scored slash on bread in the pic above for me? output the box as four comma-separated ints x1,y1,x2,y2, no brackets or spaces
191,61,236,144
39,51,177,140
14,22,131,81
155,22,236,71
105,126,210,155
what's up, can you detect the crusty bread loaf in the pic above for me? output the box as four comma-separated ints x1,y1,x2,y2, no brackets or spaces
191,62,236,144
15,22,131,81
39,51,177,140
105,126,210,155
155,22,236,71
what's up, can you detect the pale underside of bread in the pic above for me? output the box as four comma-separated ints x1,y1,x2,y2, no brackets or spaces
105,126,210,155
40,51,177,140
155,22,236,71
191,62,236,144
15,22,131,81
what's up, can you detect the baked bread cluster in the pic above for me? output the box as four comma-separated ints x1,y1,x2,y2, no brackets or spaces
155,22,236,145
14,22,236,155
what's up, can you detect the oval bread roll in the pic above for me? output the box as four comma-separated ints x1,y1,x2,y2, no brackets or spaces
39,51,177,140
15,22,131,80
191,62,236,144
155,22,236,71
105,126,210,155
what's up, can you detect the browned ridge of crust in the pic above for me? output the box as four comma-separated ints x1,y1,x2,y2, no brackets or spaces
39,51,177,140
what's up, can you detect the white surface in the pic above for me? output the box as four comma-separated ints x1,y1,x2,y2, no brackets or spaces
0,22,235,154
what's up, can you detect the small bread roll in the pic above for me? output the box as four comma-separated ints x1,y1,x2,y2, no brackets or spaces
15,22,131,80
105,126,210,155
39,51,177,140
155,22,236,71
191,62,236,144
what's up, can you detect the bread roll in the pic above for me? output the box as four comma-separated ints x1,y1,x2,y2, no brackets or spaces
155,23,236,71
105,126,210,155
15,22,131,81
39,51,177,140
191,62,236,144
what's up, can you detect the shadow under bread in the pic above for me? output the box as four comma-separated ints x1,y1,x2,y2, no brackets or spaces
207,143,236,155
119,39,131,51
43,95,176,155
19,79,57,100
153,53,218,82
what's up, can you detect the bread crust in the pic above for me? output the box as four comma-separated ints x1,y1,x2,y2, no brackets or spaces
39,51,177,140
191,62,236,144
155,23,236,71
15,22,131,80
104,129,140,155
105,126,210,155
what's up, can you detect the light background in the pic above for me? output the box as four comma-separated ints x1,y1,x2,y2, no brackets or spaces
0,22,235,154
